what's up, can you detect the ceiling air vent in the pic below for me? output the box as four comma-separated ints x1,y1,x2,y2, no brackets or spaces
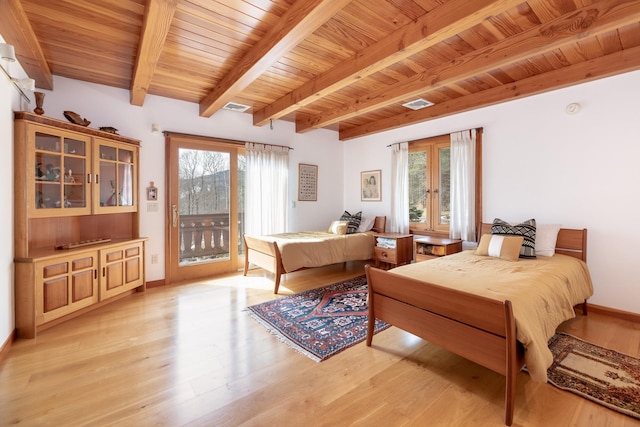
222,102,251,112
402,98,434,110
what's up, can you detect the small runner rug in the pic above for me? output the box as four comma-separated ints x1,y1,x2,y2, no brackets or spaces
547,332,640,420
246,275,389,362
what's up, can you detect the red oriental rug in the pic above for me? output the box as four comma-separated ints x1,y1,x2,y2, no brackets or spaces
246,275,389,362
547,333,640,420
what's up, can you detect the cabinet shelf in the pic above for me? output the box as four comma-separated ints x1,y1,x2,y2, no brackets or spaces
414,236,462,261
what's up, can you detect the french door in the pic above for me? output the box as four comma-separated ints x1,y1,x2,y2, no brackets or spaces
165,133,245,284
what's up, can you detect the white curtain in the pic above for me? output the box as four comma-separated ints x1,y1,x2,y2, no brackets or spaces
120,164,133,206
244,143,289,236
390,142,409,233
450,129,476,241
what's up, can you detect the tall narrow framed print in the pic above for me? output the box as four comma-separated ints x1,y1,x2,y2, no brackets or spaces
298,163,318,201
361,170,381,201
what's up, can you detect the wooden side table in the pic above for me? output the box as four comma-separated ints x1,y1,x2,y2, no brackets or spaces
414,236,462,262
373,233,413,269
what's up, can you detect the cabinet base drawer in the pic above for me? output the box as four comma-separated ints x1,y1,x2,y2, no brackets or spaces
374,246,397,264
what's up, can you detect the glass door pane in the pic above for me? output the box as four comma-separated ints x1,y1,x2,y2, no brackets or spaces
409,150,428,226
63,136,87,209
118,147,134,206
438,146,451,226
35,132,88,212
238,153,246,258
178,148,231,266
99,145,118,207
35,132,62,210
98,143,135,208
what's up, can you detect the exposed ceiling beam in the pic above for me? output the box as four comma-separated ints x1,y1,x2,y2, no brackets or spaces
298,0,640,133
198,0,352,118
339,45,640,140
130,0,178,106
252,0,524,127
0,0,53,90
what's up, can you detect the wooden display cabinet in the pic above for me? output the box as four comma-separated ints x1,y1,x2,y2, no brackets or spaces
14,112,146,338
373,233,414,269
414,236,462,261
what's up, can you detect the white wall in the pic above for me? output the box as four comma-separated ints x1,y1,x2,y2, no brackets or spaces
344,70,640,314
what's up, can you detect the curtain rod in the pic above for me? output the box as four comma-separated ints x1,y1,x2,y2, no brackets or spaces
162,130,293,150
386,127,483,147
0,63,31,104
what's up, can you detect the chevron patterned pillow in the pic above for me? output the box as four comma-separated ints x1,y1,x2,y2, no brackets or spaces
491,218,537,258
339,210,362,234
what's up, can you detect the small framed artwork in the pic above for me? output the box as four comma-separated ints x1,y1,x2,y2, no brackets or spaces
147,181,158,201
361,170,381,201
298,163,318,201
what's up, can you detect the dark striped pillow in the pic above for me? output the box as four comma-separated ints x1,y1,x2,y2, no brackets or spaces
491,218,536,258
339,211,362,234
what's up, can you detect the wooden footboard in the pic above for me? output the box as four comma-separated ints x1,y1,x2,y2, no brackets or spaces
365,264,525,426
243,234,286,293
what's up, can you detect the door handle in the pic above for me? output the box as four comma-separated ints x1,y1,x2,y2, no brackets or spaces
172,205,178,228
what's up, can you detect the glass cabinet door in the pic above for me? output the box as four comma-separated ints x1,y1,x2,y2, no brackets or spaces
33,130,90,217
95,140,137,213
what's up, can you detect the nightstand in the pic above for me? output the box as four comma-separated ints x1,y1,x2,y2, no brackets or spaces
414,236,462,262
373,233,413,269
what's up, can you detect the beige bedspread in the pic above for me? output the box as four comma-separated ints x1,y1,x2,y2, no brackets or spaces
261,231,375,272
388,250,594,382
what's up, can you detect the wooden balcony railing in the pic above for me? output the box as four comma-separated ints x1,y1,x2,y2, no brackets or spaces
179,213,244,263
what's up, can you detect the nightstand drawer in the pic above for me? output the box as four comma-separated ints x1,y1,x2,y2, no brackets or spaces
374,246,398,264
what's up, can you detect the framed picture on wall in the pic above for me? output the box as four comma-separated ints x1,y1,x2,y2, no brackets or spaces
298,163,318,201
361,170,381,201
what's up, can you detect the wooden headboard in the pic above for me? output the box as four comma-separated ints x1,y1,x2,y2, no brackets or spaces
478,223,587,262
371,216,386,233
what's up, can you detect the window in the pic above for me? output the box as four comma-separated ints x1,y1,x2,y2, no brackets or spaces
409,135,451,234
408,130,483,238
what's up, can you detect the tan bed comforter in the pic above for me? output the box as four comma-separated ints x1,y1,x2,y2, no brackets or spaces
262,231,375,272
388,250,594,382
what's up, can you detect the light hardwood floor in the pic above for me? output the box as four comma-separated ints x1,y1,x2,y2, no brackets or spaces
1,261,639,427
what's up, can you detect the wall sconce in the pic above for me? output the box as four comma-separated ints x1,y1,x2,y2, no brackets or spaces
0,43,16,62
0,42,33,103
151,123,161,134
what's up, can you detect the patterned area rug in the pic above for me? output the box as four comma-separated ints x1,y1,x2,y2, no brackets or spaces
246,275,389,362
548,333,640,419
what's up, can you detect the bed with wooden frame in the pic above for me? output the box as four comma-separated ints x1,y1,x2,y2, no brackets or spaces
365,223,591,426
244,216,386,294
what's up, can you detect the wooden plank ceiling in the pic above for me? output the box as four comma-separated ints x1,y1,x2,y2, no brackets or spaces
1,0,639,140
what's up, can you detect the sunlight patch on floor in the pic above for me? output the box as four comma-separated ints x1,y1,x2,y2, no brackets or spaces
199,272,276,291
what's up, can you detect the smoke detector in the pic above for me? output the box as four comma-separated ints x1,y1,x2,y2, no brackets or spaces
402,98,434,110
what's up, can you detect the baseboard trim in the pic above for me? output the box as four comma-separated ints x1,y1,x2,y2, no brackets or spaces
588,303,640,323
146,279,165,288
0,329,16,365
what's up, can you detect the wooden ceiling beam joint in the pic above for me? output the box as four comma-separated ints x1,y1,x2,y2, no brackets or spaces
298,0,640,133
253,0,525,127
198,0,353,118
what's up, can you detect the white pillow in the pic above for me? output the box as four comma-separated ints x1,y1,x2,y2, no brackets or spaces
328,220,348,235
535,224,561,256
356,215,376,233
